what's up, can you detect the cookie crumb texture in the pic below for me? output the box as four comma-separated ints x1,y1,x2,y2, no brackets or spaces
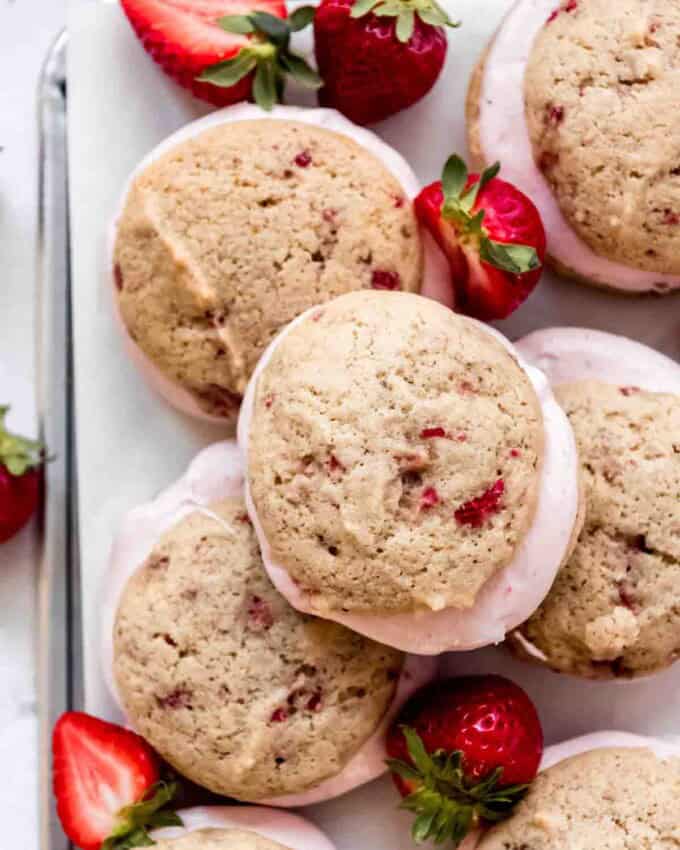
114,120,422,418
113,499,402,799
518,381,680,678
477,747,680,849
248,291,543,614
525,0,680,274
154,830,291,850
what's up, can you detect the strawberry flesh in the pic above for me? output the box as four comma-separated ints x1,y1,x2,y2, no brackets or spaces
314,0,448,125
415,173,546,321
120,0,287,106
53,712,160,850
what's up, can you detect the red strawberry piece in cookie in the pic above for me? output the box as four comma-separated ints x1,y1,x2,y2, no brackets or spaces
120,0,321,109
415,155,546,320
314,0,459,126
386,676,543,847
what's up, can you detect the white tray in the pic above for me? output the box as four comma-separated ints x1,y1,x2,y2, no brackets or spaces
67,2,680,848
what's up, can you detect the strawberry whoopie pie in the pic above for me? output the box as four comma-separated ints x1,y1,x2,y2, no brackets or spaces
237,290,582,654
111,104,447,427
510,328,680,679
467,0,680,294
149,807,337,850
477,732,680,849
102,442,436,806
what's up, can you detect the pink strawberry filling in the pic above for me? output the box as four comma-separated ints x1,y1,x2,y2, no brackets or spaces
454,479,505,528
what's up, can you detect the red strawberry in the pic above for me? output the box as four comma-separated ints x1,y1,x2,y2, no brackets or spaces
0,406,45,544
415,155,547,321
386,676,543,846
314,0,459,126
53,712,181,850
120,0,321,110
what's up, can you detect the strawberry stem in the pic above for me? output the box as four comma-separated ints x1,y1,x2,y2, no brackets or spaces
0,406,46,477
387,727,529,847
102,782,182,850
198,8,321,110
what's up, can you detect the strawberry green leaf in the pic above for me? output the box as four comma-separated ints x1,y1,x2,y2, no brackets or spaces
350,0,382,17
217,14,255,34
279,52,323,88
403,726,436,777
396,9,415,42
253,59,278,111
417,1,460,28
442,155,468,204
385,758,423,783
373,1,404,17
479,239,541,275
288,5,316,31
0,406,46,477
250,11,290,45
102,782,182,850
461,160,500,210
198,50,257,86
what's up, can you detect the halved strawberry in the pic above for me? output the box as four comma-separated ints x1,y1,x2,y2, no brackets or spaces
120,0,321,109
53,712,180,850
415,155,546,321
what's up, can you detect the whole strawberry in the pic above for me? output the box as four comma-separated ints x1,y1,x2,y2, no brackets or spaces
386,676,543,846
415,155,546,320
53,712,181,850
120,0,321,110
0,406,45,544
314,0,459,126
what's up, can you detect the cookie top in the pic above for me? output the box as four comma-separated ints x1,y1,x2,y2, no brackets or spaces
516,380,680,677
113,119,423,419
154,831,290,850
247,290,544,614
113,498,403,799
477,747,680,849
525,0,680,274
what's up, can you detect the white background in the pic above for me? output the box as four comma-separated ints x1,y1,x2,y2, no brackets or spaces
1,1,66,847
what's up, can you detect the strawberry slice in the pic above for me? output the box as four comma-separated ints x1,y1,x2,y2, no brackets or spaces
386,676,543,847
120,0,321,109
415,155,546,321
0,405,45,544
53,712,180,850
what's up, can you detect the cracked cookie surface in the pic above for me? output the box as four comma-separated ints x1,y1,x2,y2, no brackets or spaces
247,290,544,615
513,380,680,678
478,747,680,849
525,0,680,273
113,119,422,420
113,498,402,799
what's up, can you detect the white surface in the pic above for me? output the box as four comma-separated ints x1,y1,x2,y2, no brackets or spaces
479,0,680,293
100,441,437,806
1,2,66,848
238,304,580,654
66,2,680,849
